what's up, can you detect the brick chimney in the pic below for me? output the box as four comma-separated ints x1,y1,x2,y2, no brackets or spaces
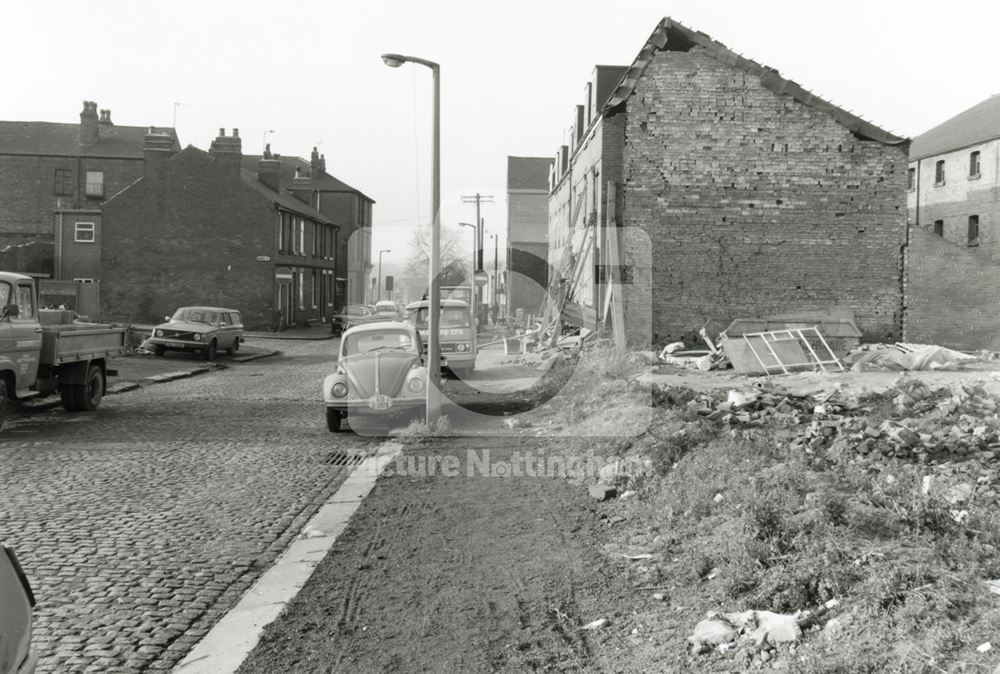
209,128,242,174
258,143,281,192
143,127,174,179
310,146,326,176
79,101,99,145
97,109,114,140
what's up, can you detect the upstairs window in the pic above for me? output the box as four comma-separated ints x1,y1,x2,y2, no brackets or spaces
54,168,73,195
74,222,96,243
934,160,945,186
933,220,944,237
968,215,980,246
970,151,981,178
85,171,104,197
907,167,915,191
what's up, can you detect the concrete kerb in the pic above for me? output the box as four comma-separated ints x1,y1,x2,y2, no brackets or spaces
173,441,403,674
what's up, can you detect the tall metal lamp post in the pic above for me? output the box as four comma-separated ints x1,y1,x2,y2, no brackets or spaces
382,52,441,424
377,249,391,301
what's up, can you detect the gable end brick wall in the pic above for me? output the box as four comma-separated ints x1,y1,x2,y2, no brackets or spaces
620,47,908,344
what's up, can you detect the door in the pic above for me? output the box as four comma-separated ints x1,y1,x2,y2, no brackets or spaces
10,281,41,389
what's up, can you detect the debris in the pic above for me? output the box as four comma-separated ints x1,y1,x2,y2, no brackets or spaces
845,343,977,372
660,341,686,358
713,492,724,504
946,483,974,505
652,593,667,601
580,618,610,630
688,609,802,654
977,642,992,654
618,490,636,501
986,580,1000,596
589,484,617,501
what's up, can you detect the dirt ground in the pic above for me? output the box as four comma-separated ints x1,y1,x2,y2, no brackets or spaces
237,436,647,674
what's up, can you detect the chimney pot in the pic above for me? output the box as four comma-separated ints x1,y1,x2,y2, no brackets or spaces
79,100,99,145
218,128,225,137
232,128,239,138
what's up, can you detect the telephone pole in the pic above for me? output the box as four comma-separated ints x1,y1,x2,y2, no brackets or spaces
461,192,493,328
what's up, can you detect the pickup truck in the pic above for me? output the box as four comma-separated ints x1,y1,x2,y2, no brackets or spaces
0,272,125,429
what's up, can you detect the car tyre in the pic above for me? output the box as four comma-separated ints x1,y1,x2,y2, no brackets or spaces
205,340,217,361
326,408,344,433
153,344,166,357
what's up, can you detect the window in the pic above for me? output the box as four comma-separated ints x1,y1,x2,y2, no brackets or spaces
85,171,104,197
220,312,232,326
15,284,34,320
968,215,980,246
74,222,96,243
907,167,915,191
934,160,945,185
311,272,317,308
277,213,285,252
933,220,944,237
970,151,981,178
298,271,305,309
299,220,305,255
54,168,73,195
73,278,94,283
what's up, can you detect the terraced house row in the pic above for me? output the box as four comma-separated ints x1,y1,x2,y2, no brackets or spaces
0,102,374,330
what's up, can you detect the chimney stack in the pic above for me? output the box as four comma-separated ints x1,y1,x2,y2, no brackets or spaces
258,143,281,192
310,146,326,176
79,101,99,145
143,126,175,179
209,128,242,174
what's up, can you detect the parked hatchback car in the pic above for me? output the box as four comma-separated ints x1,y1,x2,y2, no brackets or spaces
1,542,38,674
322,321,427,432
330,304,377,335
373,300,402,321
148,307,243,360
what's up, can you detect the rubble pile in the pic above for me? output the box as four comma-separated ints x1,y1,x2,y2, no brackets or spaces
651,378,1000,504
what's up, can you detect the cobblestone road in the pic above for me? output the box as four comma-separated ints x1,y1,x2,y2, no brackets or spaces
0,338,381,673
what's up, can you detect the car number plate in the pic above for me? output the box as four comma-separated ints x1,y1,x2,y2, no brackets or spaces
167,341,187,348
368,394,393,411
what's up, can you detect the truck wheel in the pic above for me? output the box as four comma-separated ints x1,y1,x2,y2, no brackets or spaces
73,364,105,412
205,340,217,361
326,408,343,432
0,382,9,430
153,344,166,357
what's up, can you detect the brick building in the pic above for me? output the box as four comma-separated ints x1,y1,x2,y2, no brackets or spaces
100,130,339,330
904,96,1000,348
0,101,179,281
242,150,374,307
548,18,908,345
506,156,553,317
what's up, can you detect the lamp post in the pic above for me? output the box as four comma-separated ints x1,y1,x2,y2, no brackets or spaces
490,233,499,316
382,52,442,425
377,249,391,301
458,222,477,306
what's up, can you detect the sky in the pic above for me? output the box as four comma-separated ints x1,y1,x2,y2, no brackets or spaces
3,0,998,275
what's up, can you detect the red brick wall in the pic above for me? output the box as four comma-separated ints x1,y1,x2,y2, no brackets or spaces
620,47,907,344
100,150,277,328
905,226,1000,350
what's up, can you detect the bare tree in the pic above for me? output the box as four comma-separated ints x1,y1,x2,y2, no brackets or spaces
404,222,471,284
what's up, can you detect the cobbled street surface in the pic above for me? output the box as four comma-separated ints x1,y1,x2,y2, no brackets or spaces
0,338,383,673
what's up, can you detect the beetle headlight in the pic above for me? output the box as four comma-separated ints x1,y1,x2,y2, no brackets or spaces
456,343,468,352
407,377,425,393
155,329,163,337
193,334,202,341
331,382,348,398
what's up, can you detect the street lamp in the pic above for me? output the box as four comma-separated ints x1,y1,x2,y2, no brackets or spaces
382,52,442,425
458,222,477,306
377,249,391,301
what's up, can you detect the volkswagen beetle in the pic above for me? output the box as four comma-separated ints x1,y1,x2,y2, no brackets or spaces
323,321,427,432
